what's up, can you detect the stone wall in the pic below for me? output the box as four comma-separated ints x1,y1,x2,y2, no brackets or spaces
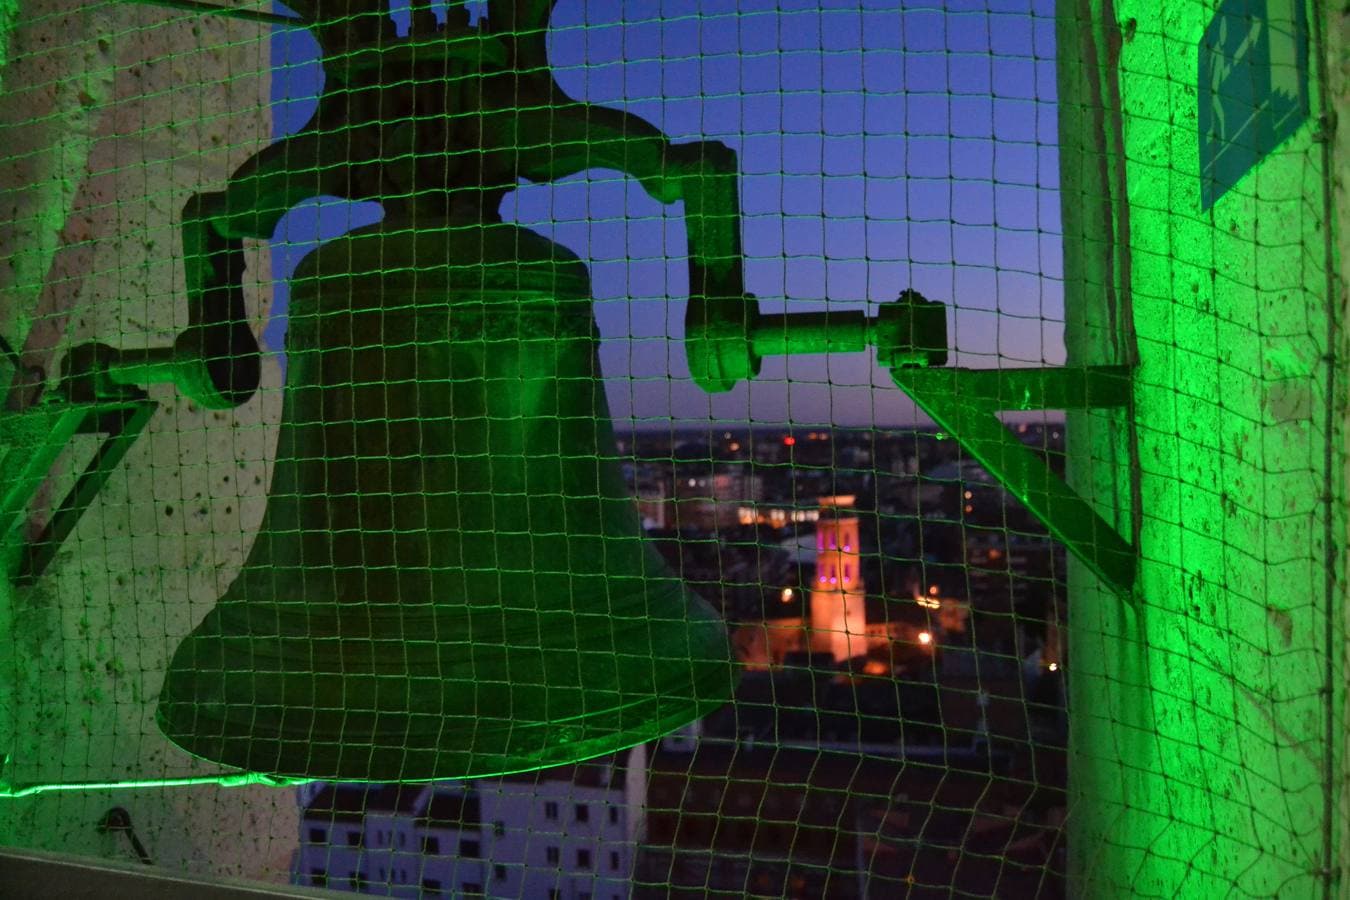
1061,1,1346,895
0,1,294,882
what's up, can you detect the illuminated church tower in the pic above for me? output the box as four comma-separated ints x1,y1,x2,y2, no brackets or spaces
809,496,867,662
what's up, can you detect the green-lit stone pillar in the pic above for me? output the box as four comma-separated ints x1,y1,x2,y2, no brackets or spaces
0,1,294,878
1060,0,1346,895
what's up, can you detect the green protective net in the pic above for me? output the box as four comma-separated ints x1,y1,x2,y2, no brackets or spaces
0,1,1342,898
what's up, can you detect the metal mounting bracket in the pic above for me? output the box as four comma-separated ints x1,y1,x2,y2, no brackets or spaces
682,287,1135,594
2,398,157,585
888,364,1136,596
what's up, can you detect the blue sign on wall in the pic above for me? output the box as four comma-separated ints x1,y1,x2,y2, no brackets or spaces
1198,0,1309,211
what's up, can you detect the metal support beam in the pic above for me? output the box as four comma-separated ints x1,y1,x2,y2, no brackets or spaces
1,404,90,545
889,365,1136,596
2,399,157,585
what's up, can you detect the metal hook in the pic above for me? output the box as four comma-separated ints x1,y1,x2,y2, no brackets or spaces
96,807,154,866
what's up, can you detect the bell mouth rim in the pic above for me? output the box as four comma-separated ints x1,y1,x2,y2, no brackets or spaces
155,666,737,782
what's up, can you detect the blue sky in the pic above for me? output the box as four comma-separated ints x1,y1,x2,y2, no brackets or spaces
269,0,1062,427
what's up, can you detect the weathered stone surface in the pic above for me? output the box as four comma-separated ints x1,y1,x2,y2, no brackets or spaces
1063,3,1347,896
1,1,294,882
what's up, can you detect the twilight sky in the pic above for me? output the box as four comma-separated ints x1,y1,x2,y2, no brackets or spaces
269,0,1063,427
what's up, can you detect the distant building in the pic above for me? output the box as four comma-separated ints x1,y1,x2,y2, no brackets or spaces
734,503,819,529
672,468,764,530
632,473,670,530
635,742,1053,898
293,752,642,899
808,496,870,662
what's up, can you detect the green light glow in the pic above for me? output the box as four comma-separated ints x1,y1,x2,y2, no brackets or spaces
1063,1,1341,896
0,0,15,76
0,771,307,799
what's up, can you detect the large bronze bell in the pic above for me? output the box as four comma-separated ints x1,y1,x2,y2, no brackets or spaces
156,218,738,781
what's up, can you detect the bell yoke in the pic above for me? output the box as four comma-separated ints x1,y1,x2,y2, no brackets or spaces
62,0,946,781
